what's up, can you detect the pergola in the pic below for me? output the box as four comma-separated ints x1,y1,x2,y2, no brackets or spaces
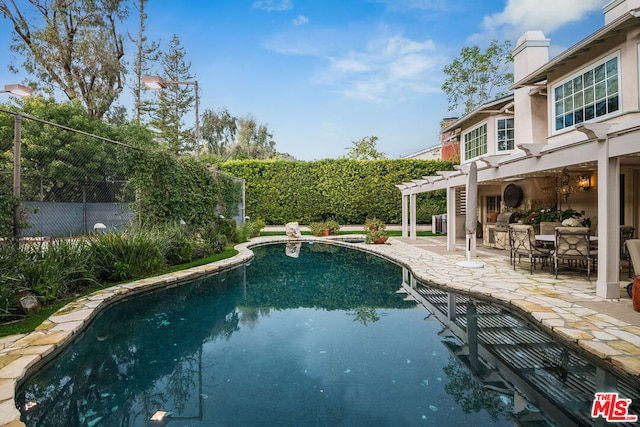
396,121,640,299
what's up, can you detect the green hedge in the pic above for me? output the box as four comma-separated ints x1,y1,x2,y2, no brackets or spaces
219,159,454,224
126,150,242,226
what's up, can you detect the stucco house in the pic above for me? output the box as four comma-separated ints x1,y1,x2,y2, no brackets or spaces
397,0,640,299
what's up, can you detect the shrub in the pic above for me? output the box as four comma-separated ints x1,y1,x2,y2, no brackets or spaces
249,218,266,237
0,245,25,318
21,239,95,303
89,228,165,282
199,222,228,253
161,223,197,265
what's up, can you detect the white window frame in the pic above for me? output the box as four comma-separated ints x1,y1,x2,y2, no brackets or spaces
551,51,621,134
495,116,515,152
462,122,487,162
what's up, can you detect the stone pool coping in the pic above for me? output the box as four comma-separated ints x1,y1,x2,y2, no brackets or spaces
0,235,639,426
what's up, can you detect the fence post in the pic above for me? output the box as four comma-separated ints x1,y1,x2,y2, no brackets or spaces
241,179,246,225
12,114,21,244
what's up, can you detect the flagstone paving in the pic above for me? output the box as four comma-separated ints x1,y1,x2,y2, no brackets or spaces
0,234,638,426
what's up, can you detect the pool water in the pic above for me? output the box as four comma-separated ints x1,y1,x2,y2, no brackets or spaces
15,243,638,426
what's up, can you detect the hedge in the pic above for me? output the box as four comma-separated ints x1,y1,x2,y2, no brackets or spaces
219,158,455,224
126,150,242,227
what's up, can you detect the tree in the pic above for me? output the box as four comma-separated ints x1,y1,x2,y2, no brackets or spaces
441,40,513,114
345,135,386,160
229,115,276,160
201,108,238,156
3,97,128,203
129,0,160,124
147,34,195,155
0,0,128,119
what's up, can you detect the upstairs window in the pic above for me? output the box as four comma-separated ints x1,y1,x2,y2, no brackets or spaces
553,54,620,132
463,123,487,161
496,117,514,151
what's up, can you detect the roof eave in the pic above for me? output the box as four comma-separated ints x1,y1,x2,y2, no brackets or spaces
511,9,639,89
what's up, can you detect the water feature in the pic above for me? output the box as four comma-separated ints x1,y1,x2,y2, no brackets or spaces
15,242,639,426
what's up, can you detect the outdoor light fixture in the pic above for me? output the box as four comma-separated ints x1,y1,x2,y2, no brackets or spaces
0,84,33,97
577,175,591,191
142,75,200,158
142,75,167,89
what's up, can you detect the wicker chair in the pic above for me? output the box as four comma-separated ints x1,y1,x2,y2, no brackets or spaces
509,224,550,274
552,227,596,279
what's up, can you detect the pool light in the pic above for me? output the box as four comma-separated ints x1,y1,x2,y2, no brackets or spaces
150,410,167,421
22,401,38,411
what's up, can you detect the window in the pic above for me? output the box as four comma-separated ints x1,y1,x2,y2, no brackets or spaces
463,123,487,161
486,195,501,214
496,118,514,151
553,54,620,132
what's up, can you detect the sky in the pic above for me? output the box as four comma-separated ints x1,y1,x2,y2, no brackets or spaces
0,0,611,160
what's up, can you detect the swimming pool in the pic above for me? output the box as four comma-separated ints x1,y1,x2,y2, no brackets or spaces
15,242,640,426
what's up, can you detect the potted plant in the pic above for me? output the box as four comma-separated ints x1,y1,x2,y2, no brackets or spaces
309,220,340,236
364,218,387,244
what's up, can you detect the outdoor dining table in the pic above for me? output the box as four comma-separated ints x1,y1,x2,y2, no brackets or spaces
535,234,598,243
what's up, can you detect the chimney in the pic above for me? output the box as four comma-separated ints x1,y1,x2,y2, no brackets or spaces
512,31,550,145
603,0,640,25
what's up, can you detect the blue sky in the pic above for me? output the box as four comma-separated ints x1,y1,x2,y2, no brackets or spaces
0,0,610,160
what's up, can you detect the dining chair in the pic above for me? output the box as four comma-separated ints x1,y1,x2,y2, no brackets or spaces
539,221,563,235
509,224,550,274
620,226,636,277
552,227,595,279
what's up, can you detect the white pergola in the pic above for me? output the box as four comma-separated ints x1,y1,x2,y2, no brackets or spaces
397,120,640,299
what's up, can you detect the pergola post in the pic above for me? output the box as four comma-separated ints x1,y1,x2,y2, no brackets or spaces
446,185,456,251
401,193,408,237
596,139,620,298
409,192,417,240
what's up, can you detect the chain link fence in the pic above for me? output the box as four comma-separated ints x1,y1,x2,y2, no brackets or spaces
0,108,245,240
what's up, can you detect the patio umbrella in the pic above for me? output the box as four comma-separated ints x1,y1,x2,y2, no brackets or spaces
457,161,483,268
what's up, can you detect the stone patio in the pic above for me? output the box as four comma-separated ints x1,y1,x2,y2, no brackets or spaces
0,234,638,426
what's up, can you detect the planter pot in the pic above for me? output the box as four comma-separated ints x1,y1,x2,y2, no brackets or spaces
322,229,330,236
373,236,389,244
489,212,499,223
633,277,640,312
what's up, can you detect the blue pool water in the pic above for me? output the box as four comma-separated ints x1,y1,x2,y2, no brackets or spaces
16,242,640,426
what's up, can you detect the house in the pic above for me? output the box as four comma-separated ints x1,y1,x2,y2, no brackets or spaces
396,0,640,299
402,145,442,160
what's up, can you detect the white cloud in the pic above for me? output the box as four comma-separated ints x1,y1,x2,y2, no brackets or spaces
253,0,293,12
323,34,445,102
264,26,445,103
293,14,309,26
482,0,607,35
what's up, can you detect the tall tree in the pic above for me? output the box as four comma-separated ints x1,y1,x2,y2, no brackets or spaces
147,34,195,155
0,0,128,119
441,39,513,114
129,0,159,124
201,108,238,156
345,135,386,160
230,115,276,160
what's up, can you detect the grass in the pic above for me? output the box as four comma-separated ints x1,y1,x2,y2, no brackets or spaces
0,247,239,338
